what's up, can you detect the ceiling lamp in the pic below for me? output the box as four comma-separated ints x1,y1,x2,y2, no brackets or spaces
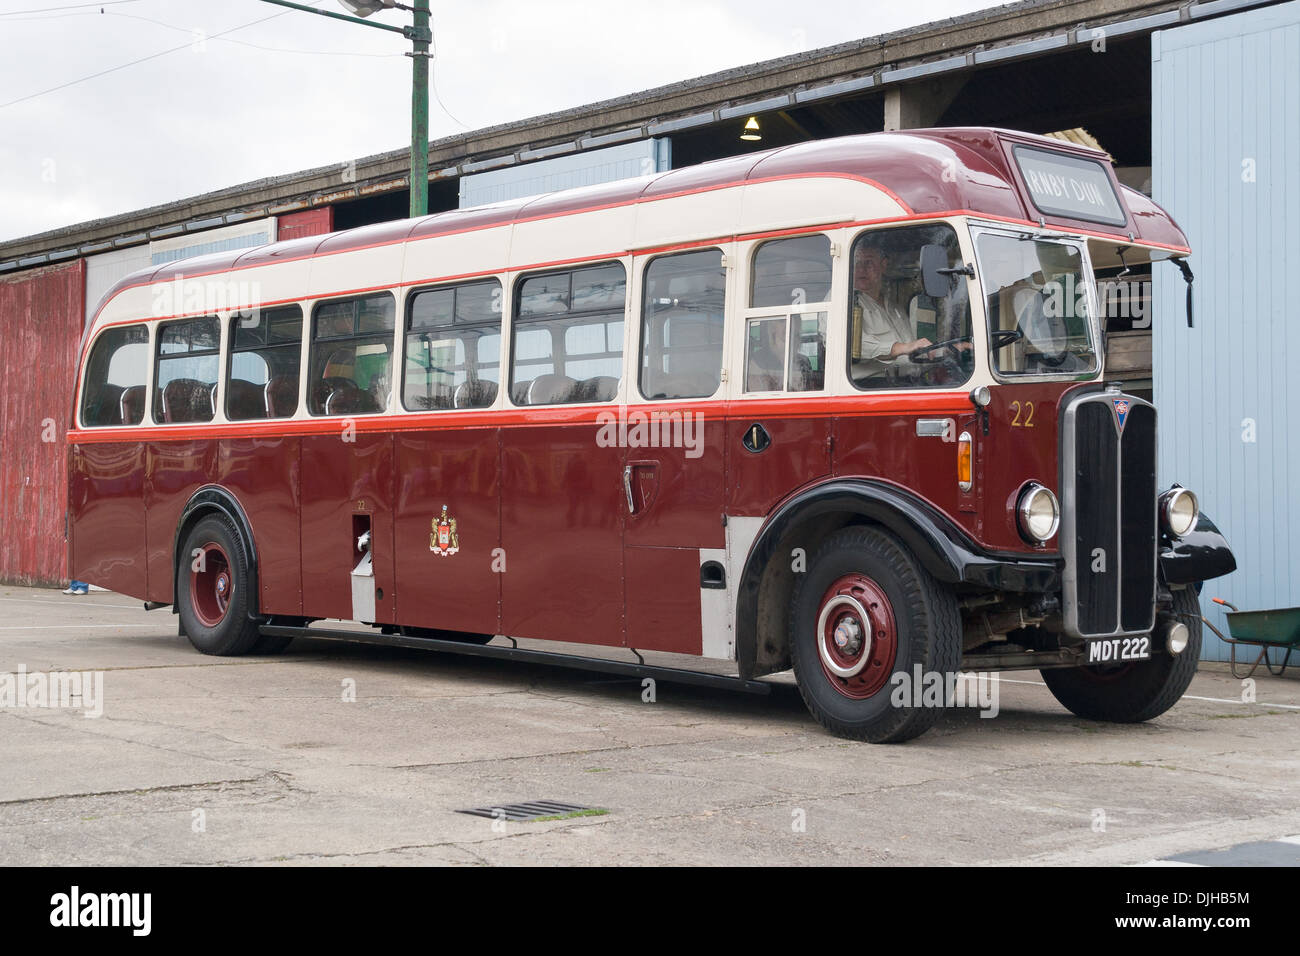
740,116,762,142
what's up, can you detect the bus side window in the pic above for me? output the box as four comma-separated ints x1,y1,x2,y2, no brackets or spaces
403,278,502,411
639,249,726,400
227,305,303,421
154,316,220,424
81,324,149,427
743,235,831,394
511,262,624,406
308,293,395,416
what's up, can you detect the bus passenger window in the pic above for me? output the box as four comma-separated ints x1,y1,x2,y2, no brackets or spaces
511,262,625,405
639,249,726,400
81,325,149,427
227,305,302,420
403,279,502,411
752,234,832,308
788,313,827,392
849,223,973,391
308,293,395,416
154,316,220,424
745,317,787,392
743,235,830,394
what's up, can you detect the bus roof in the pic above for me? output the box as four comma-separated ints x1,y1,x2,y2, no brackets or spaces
94,127,1188,316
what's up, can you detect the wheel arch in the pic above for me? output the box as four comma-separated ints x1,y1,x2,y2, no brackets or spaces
171,485,261,620
735,479,994,680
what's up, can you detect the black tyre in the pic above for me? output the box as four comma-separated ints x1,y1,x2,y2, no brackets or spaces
1041,586,1202,722
789,526,962,743
177,514,263,656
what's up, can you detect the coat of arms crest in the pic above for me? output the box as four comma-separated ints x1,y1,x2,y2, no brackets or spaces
430,505,460,556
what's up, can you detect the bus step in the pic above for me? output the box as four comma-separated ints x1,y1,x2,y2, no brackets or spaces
258,624,773,696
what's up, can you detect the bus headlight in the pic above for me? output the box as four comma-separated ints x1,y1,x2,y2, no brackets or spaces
1159,487,1199,538
1017,482,1059,543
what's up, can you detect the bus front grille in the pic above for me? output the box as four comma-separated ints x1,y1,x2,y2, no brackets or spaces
1060,391,1158,639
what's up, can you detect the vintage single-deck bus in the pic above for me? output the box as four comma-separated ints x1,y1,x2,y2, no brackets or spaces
69,128,1236,742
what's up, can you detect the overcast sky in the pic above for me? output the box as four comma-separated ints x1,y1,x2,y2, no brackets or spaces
0,0,1001,244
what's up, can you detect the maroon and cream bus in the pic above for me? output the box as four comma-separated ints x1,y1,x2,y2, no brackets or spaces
69,128,1235,742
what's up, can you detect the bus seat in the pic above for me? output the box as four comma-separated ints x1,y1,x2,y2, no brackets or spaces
323,380,380,416
406,381,454,410
453,379,497,408
510,379,531,405
118,385,144,425
579,375,619,403
161,378,216,423
264,376,298,418
226,379,265,420
526,373,576,405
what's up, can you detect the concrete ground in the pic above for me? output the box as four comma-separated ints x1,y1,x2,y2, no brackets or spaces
1,585,1297,866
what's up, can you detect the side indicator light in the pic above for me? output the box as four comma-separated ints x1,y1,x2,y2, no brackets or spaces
958,431,973,493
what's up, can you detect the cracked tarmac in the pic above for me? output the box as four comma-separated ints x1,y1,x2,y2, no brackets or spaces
1,586,1297,865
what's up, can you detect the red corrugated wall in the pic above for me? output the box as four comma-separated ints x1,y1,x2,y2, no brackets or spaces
0,259,86,586
277,207,333,241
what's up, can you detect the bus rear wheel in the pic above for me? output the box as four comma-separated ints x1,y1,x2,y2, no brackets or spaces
1040,587,1202,723
178,514,263,656
789,526,961,743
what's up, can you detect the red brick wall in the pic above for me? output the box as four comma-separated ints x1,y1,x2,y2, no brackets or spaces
0,259,86,586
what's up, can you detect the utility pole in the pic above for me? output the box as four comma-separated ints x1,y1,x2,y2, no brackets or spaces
408,0,430,218
257,0,434,217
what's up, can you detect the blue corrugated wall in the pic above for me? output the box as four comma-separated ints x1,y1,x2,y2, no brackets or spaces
1152,1,1300,663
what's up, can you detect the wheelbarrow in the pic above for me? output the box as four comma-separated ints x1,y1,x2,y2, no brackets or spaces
1200,598,1300,678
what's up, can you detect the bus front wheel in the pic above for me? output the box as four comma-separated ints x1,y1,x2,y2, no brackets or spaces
1040,587,1202,723
178,514,264,656
789,526,961,743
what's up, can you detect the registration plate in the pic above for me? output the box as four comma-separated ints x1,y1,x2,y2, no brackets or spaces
1087,636,1151,663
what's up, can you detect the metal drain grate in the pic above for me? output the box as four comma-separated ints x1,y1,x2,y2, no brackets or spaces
457,801,601,822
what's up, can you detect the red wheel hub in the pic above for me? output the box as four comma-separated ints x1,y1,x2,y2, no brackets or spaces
190,543,232,628
816,573,898,699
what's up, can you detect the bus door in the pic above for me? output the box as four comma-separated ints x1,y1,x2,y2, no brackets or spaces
499,262,629,647
622,246,731,656
727,233,836,518
299,292,399,625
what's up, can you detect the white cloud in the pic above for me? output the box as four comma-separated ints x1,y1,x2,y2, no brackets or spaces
0,0,998,243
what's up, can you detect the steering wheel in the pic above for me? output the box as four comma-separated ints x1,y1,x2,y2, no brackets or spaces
990,328,1024,350
908,336,973,363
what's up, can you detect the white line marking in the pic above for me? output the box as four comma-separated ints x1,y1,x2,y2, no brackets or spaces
0,624,150,631
1131,860,1204,867
989,677,1300,711
0,597,142,611
1181,694,1300,711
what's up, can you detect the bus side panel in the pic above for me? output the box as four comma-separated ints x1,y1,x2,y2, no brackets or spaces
145,439,219,604
300,433,397,624
500,423,624,646
725,413,833,516
624,547,702,655
68,441,149,599
393,426,501,636
833,411,967,529
214,436,302,617
622,417,728,655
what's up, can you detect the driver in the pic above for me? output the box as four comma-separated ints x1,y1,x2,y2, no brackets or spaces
853,245,932,375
